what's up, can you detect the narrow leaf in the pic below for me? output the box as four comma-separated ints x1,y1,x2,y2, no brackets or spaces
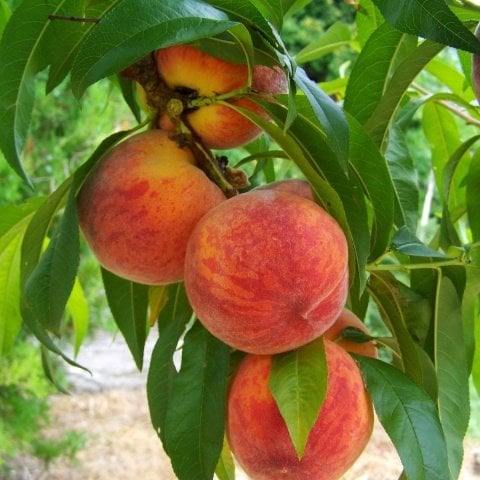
355,0,383,47
391,226,451,259
368,271,425,385
294,68,349,168
365,40,444,146
0,0,10,38
147,284,193,445
66,277,89,358
101,268,149,370
246,0,283,30
0,0,61,183
466,149,480,241
164,321,230,480
215,437,236,480
23,190,80,335
348,114,395,261
344,22,403,124
269,338,328,459
296,22,352,64
355,356,449,480
71,0,237,98
435,275,470,480
0,216,30,355
372,0,480,54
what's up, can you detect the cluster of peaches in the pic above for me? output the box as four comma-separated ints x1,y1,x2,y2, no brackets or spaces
77,44,376,480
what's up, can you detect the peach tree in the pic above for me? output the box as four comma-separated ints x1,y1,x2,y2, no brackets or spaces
1,0,480,479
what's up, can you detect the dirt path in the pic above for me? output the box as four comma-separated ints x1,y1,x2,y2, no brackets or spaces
7,331,480,480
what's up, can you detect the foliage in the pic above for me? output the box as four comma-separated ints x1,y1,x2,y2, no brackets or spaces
0,339,84,472
0,1,480,479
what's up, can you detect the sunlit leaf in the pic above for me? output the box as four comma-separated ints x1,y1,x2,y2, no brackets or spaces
467,149,480,241
269,338,327,459
296,22,352,64
215,437,235,480
66,277,89,358
0,0,10,38
356,356,449,480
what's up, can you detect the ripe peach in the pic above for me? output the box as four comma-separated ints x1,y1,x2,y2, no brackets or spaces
184,189,349,354
324,308,377,358
254,179,314,201
227,339,374,480
156,45,288,149
77,129,225,285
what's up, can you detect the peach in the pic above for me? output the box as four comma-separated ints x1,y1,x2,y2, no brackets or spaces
254,179,314,201
227,339,374,480
77,129,225,285
184,189,349,354
156,44,288,149
324,308,377,358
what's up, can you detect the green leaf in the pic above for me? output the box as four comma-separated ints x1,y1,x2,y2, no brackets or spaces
164,321,230,480
147,284,193,445
269,338,328,459
45,0,118,93
207,0,276,43
391,226,451,259
435,275,470,480
344,22,404,125
467,149,480,241
215,437,236,480
296,22,352,64
355,0,383,47
371,0,480,54
385,123,419,231
0,0,10,38
115,74,143,124
0,213,32,355
23,190,80,335
355,356,449,480
245,0,283,30
21,179,72,285
365,39,444,146
294,68,349,169
0,0,61,184
368,271,425,386
71,0,237,98
66,277,89,358
422,102,460,202
348,114,395,261
101,268,149,371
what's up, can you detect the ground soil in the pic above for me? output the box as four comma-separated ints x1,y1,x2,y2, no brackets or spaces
5,331,480,480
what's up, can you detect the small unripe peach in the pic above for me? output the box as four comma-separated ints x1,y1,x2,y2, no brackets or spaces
77,129,225,285
324,308,377,358
156,45,288,149
184,189,349,354
227,339,374,480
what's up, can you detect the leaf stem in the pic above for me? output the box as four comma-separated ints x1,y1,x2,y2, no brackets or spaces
48,15,100,23
367,258,467,272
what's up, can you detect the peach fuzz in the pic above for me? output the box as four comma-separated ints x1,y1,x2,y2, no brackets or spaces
324,308,377,358
156,44,287,149
227,339,374,480
77,129,225,285
184,189,349,354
